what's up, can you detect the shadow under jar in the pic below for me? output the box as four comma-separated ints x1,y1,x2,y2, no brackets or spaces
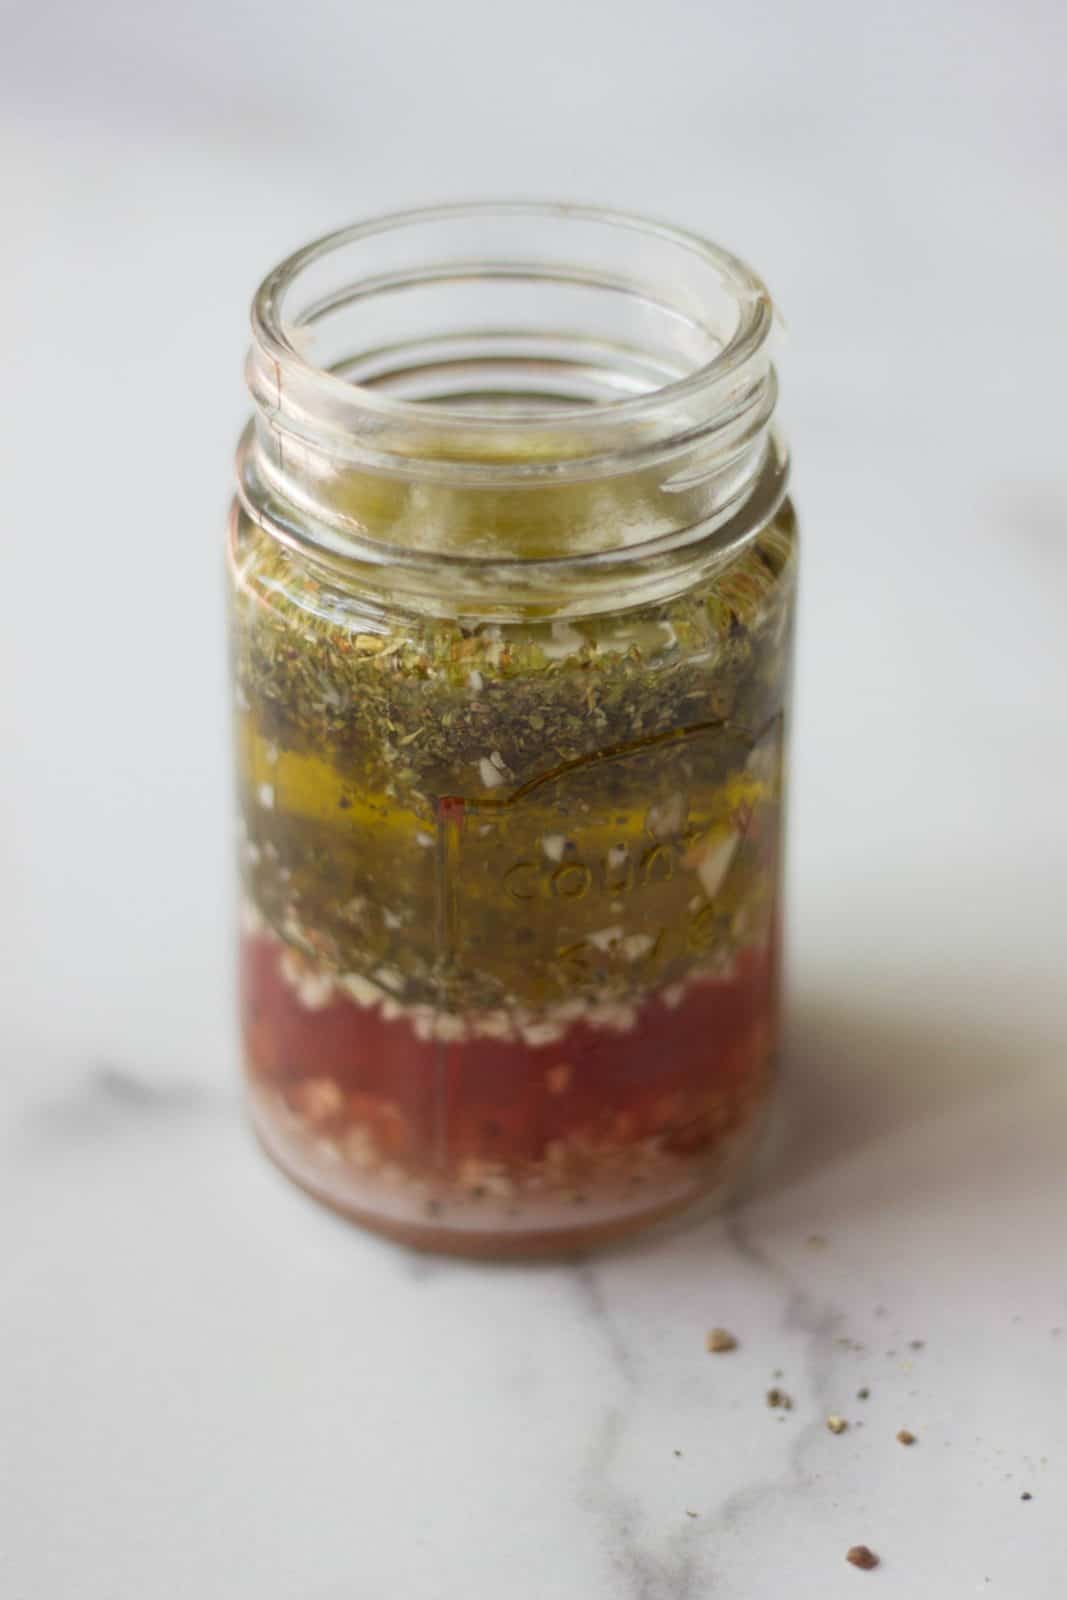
230,203,797,1256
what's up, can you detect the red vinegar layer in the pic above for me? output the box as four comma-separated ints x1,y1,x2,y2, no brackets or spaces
241,932,778,1198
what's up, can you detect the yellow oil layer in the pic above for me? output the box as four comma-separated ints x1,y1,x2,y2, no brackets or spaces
238,715,771,855
239,715,426,839
238,705,779,1011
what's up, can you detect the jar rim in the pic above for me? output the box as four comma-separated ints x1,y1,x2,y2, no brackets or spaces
250,200,775,435
239,202,787,615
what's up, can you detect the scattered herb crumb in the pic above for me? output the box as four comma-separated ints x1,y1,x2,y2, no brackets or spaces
909,1339,925,1350
766,1387,792,1410
827,1414,848,1434
846,1545,879,1570
685,1510,700,1518
1021,1492,1033,1501
897,1429,917,1446
857,1387,870,1400
807,1233,827,1248
706,1327,738,1354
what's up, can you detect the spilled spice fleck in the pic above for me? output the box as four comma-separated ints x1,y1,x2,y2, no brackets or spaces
846,1545,879,1570
909,1339,925,1350
766,1387,792,1410
1021,1492,1033,1501
857,1387,871,1400
673,1449,683,1458
706,1327,738,1354
685,1509,700,1518
827,1414,848,1434
807,1233,828,1249
897,1429,917,1446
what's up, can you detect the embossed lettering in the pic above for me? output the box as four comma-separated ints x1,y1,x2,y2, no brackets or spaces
503,861,539,901
639,843,676,886
553,940,593,984
551,861,593,900
688,902,724,951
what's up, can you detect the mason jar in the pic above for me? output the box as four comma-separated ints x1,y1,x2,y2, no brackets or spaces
229,203,796,1256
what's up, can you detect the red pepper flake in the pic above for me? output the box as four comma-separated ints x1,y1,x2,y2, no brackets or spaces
846,1545,879,1570
545,1063,573,1096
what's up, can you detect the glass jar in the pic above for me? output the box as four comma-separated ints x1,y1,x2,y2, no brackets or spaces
229,203,796,1256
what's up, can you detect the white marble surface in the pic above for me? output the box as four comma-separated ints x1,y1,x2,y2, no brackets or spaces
3,3,1066,1595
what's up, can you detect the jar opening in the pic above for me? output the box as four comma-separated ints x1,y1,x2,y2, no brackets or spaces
250,202,774,446
238,203,786,613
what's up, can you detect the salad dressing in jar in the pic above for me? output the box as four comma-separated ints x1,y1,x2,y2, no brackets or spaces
230,204,796,1255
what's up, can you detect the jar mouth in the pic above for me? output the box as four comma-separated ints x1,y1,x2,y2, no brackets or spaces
250,201,775,447
239,202,785,612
